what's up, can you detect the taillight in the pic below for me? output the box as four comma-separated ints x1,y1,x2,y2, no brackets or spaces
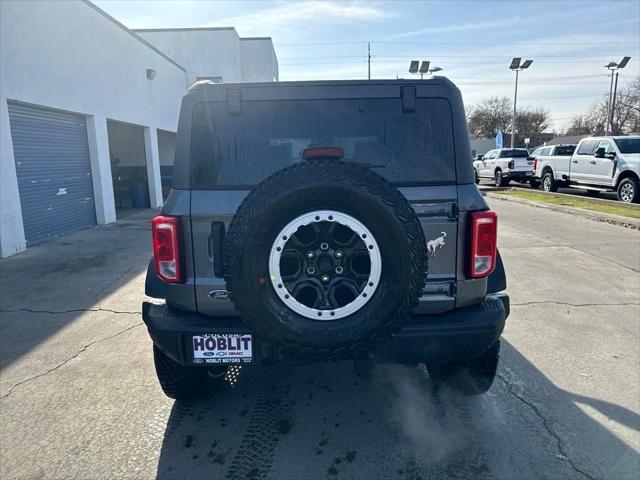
469,211,497,278
532,157,538,171
508,160,515,169
152,216,182,283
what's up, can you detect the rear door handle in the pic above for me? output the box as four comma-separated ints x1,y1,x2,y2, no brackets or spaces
572,160,578,163
589,161,597,164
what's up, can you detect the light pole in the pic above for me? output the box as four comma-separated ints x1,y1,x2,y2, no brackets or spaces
509,57,533,148
429,66,443,76
605,56,631,135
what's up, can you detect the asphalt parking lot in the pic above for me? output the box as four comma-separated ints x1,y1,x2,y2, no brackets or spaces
1,200,639,480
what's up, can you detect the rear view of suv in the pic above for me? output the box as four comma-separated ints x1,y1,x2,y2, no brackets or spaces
143,79,509,400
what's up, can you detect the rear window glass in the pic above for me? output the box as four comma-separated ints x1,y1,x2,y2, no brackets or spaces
614,138,640,154
499,149,529,158
577,140,597,155
190,98,455,187
554,145,575,156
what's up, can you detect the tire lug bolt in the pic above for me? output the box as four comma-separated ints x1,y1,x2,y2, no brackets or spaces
307,266,315,275
320,242,329,251
335,250,343,258
335,266,343,274
307,251,315,259
321,275,330,282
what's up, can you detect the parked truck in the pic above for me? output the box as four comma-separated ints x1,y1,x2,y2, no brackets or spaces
473,148,534,187
532,136,640,203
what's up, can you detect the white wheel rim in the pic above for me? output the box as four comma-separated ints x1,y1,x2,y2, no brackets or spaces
268,210,382,321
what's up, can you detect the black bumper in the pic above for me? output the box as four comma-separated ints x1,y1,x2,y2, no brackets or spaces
143,293,509,366
504,171,534,180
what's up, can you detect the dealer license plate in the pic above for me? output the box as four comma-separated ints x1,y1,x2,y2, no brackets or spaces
192,334,253,364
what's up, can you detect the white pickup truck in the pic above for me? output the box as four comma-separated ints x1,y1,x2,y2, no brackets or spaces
473,148,534,187
532,136,640,203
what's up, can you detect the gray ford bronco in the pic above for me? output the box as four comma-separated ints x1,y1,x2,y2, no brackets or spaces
143,78,509,400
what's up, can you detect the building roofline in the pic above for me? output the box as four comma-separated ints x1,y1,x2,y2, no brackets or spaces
132,27,238,34
241,37,273,41
83,0,187,72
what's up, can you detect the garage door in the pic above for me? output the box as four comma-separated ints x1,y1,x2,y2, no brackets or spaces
8,102,96,245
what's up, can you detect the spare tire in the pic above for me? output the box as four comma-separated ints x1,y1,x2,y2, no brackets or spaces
224,160,427,355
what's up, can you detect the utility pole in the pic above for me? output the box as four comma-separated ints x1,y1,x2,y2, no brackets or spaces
367,42,371,80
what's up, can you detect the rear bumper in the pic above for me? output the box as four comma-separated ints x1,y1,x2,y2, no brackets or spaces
504,171,534,180
143,293,509,366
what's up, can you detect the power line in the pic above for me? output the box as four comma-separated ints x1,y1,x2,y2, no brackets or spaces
275,39,638,47
280,54,635,60
372,40,639,46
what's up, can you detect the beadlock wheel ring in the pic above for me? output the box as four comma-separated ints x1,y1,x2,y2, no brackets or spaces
268,210,382,321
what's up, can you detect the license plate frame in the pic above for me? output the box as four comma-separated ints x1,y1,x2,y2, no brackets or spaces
191,334,253,364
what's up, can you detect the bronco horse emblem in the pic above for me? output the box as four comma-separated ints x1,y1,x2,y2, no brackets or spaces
427,231,447,257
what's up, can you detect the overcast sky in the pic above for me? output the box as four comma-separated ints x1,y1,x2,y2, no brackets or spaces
93,0,640,131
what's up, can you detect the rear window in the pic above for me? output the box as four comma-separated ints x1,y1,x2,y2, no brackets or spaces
554,145,575,156
614,138,640,154
191,98,455,187
499,149,529,158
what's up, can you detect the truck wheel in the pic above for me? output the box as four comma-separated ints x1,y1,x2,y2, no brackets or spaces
617,177,639,203
427,340,500,396
153,345,223,400
494,170,508,187
541,172,558,192
474,169,480,185
224,160,427,357
529,179,540,189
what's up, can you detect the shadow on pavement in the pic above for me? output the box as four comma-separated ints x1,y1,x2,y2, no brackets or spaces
154,341,640,480
0,211,155,370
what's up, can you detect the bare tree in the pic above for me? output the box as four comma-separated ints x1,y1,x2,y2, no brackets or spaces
516,107,551,139
565,114,595,135
467,97,512,138
566,76,640,135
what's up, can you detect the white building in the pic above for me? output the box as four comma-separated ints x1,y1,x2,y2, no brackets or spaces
0,0,278,257
134,28,279,85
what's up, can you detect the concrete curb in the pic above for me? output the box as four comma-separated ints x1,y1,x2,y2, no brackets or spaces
486,192,640,230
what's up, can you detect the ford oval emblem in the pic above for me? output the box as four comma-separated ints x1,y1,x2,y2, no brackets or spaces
209,289,229,301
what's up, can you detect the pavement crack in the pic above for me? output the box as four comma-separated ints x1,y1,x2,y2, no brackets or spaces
0,307,141,315
0,322,143,400
95,263,143,308
497,373,594,480
512,301,640,308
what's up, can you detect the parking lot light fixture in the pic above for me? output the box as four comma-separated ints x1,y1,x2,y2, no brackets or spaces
419,61,430,79
607,57,631,135
509,58,533,148
429,66,443,76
